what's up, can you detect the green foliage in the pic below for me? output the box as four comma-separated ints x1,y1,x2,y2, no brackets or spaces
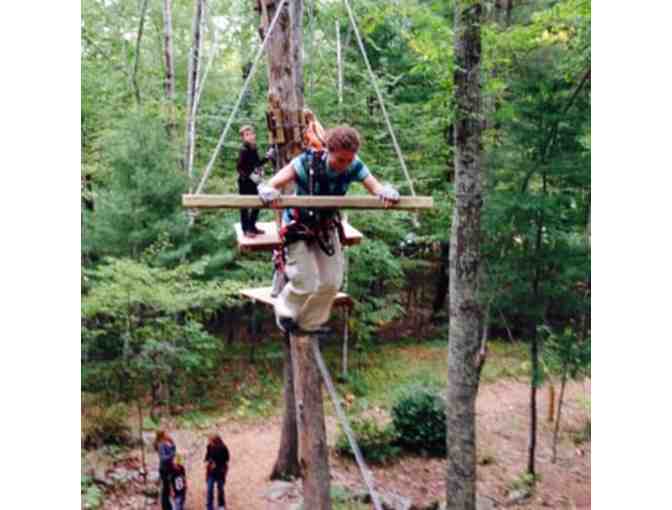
81,475,104,510
391,384,446,455
86,111,188,259
541,325,591,378
509,471,541,492
335,416,400,465
81,0,591,420
81,395,132,449
82,257,237,405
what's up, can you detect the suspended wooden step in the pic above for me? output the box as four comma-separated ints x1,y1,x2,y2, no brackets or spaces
240,286,354,310
235,221,363,252
183,194,434,210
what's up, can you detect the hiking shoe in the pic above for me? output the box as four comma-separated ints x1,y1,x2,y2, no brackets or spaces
251,226,266,235
277,316,300,334
243,230,257,238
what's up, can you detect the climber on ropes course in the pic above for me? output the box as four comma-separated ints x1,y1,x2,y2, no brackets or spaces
258,125,400,335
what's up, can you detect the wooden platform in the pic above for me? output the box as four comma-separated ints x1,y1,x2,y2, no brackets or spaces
240,286,354,309
235,221,363,252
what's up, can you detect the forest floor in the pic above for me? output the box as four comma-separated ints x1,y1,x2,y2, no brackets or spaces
92,373,590,509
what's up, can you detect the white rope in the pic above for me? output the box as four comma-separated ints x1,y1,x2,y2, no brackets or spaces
312,340,383,510
342,0,416,198
194,0,288,195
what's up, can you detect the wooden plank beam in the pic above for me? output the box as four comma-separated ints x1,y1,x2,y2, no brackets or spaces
183,194,434,210
234,221,363,252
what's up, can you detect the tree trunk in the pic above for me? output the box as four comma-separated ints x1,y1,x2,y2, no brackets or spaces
271,334,302,480
184,0,206,182
162,0,177,141
131,0,150,106
547,383,555,423
260,0,304,479
137,400,147,481
262,0,305,164
551,366,568,463
445,3,483,510
291,333,331,510
527,171,547,478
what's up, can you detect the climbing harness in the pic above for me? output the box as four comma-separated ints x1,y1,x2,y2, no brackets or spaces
280,150,347,256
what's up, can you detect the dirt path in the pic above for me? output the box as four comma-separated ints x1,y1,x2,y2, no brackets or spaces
118,377,589,509
170,417,287,510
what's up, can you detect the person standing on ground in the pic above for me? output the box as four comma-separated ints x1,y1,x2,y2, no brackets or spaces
153,430,176,510
204,434,230,510
170,454,187,510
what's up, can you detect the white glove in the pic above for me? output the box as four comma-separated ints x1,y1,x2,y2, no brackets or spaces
258,183,280,205
377,183,400,203
249,168,263,184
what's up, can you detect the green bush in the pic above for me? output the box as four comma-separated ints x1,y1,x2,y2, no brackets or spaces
81,475,104,510
335,416,400,465
82,395,132,449
391,384,446,455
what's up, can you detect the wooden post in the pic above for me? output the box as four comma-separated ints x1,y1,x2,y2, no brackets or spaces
290,333,332,510
256,0,305,481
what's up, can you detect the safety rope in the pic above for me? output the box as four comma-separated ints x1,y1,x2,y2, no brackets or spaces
312,339,383,510
342,0,416,198
194,0,288,195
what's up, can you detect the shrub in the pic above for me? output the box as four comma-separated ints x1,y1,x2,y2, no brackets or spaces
82,396,132,449
81,475,104,509
335,416,400,464
391,384,446,455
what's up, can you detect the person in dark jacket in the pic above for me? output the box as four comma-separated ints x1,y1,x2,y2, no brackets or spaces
153,430,176,510
237,125,275,237
204,434,230,510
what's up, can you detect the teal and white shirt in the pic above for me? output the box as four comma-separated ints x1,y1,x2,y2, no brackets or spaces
283,150,371,223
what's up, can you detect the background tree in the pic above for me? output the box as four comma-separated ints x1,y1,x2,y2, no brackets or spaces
445,2,483,510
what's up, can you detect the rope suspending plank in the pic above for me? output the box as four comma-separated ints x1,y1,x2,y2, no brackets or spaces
183,194,434,210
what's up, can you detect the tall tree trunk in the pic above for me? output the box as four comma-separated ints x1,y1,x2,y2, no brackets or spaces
184,0,206,183
260,0,304,479
263,0,305,164
551,364,568,463
291,333,331,510
131,0,150,106
270,335,302,480
137,401,147,481
445,3,483,510
527,170,547,477
162,0,177,138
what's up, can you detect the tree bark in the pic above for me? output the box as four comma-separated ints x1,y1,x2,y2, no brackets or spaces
131,0,150,106
261,0,304,479
445,3,483,510
263,0,305,165
291,333,331,510
270,335,302,479
161,0,177,144
527,171,547,478
184,0,206,182
551,366,568,463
